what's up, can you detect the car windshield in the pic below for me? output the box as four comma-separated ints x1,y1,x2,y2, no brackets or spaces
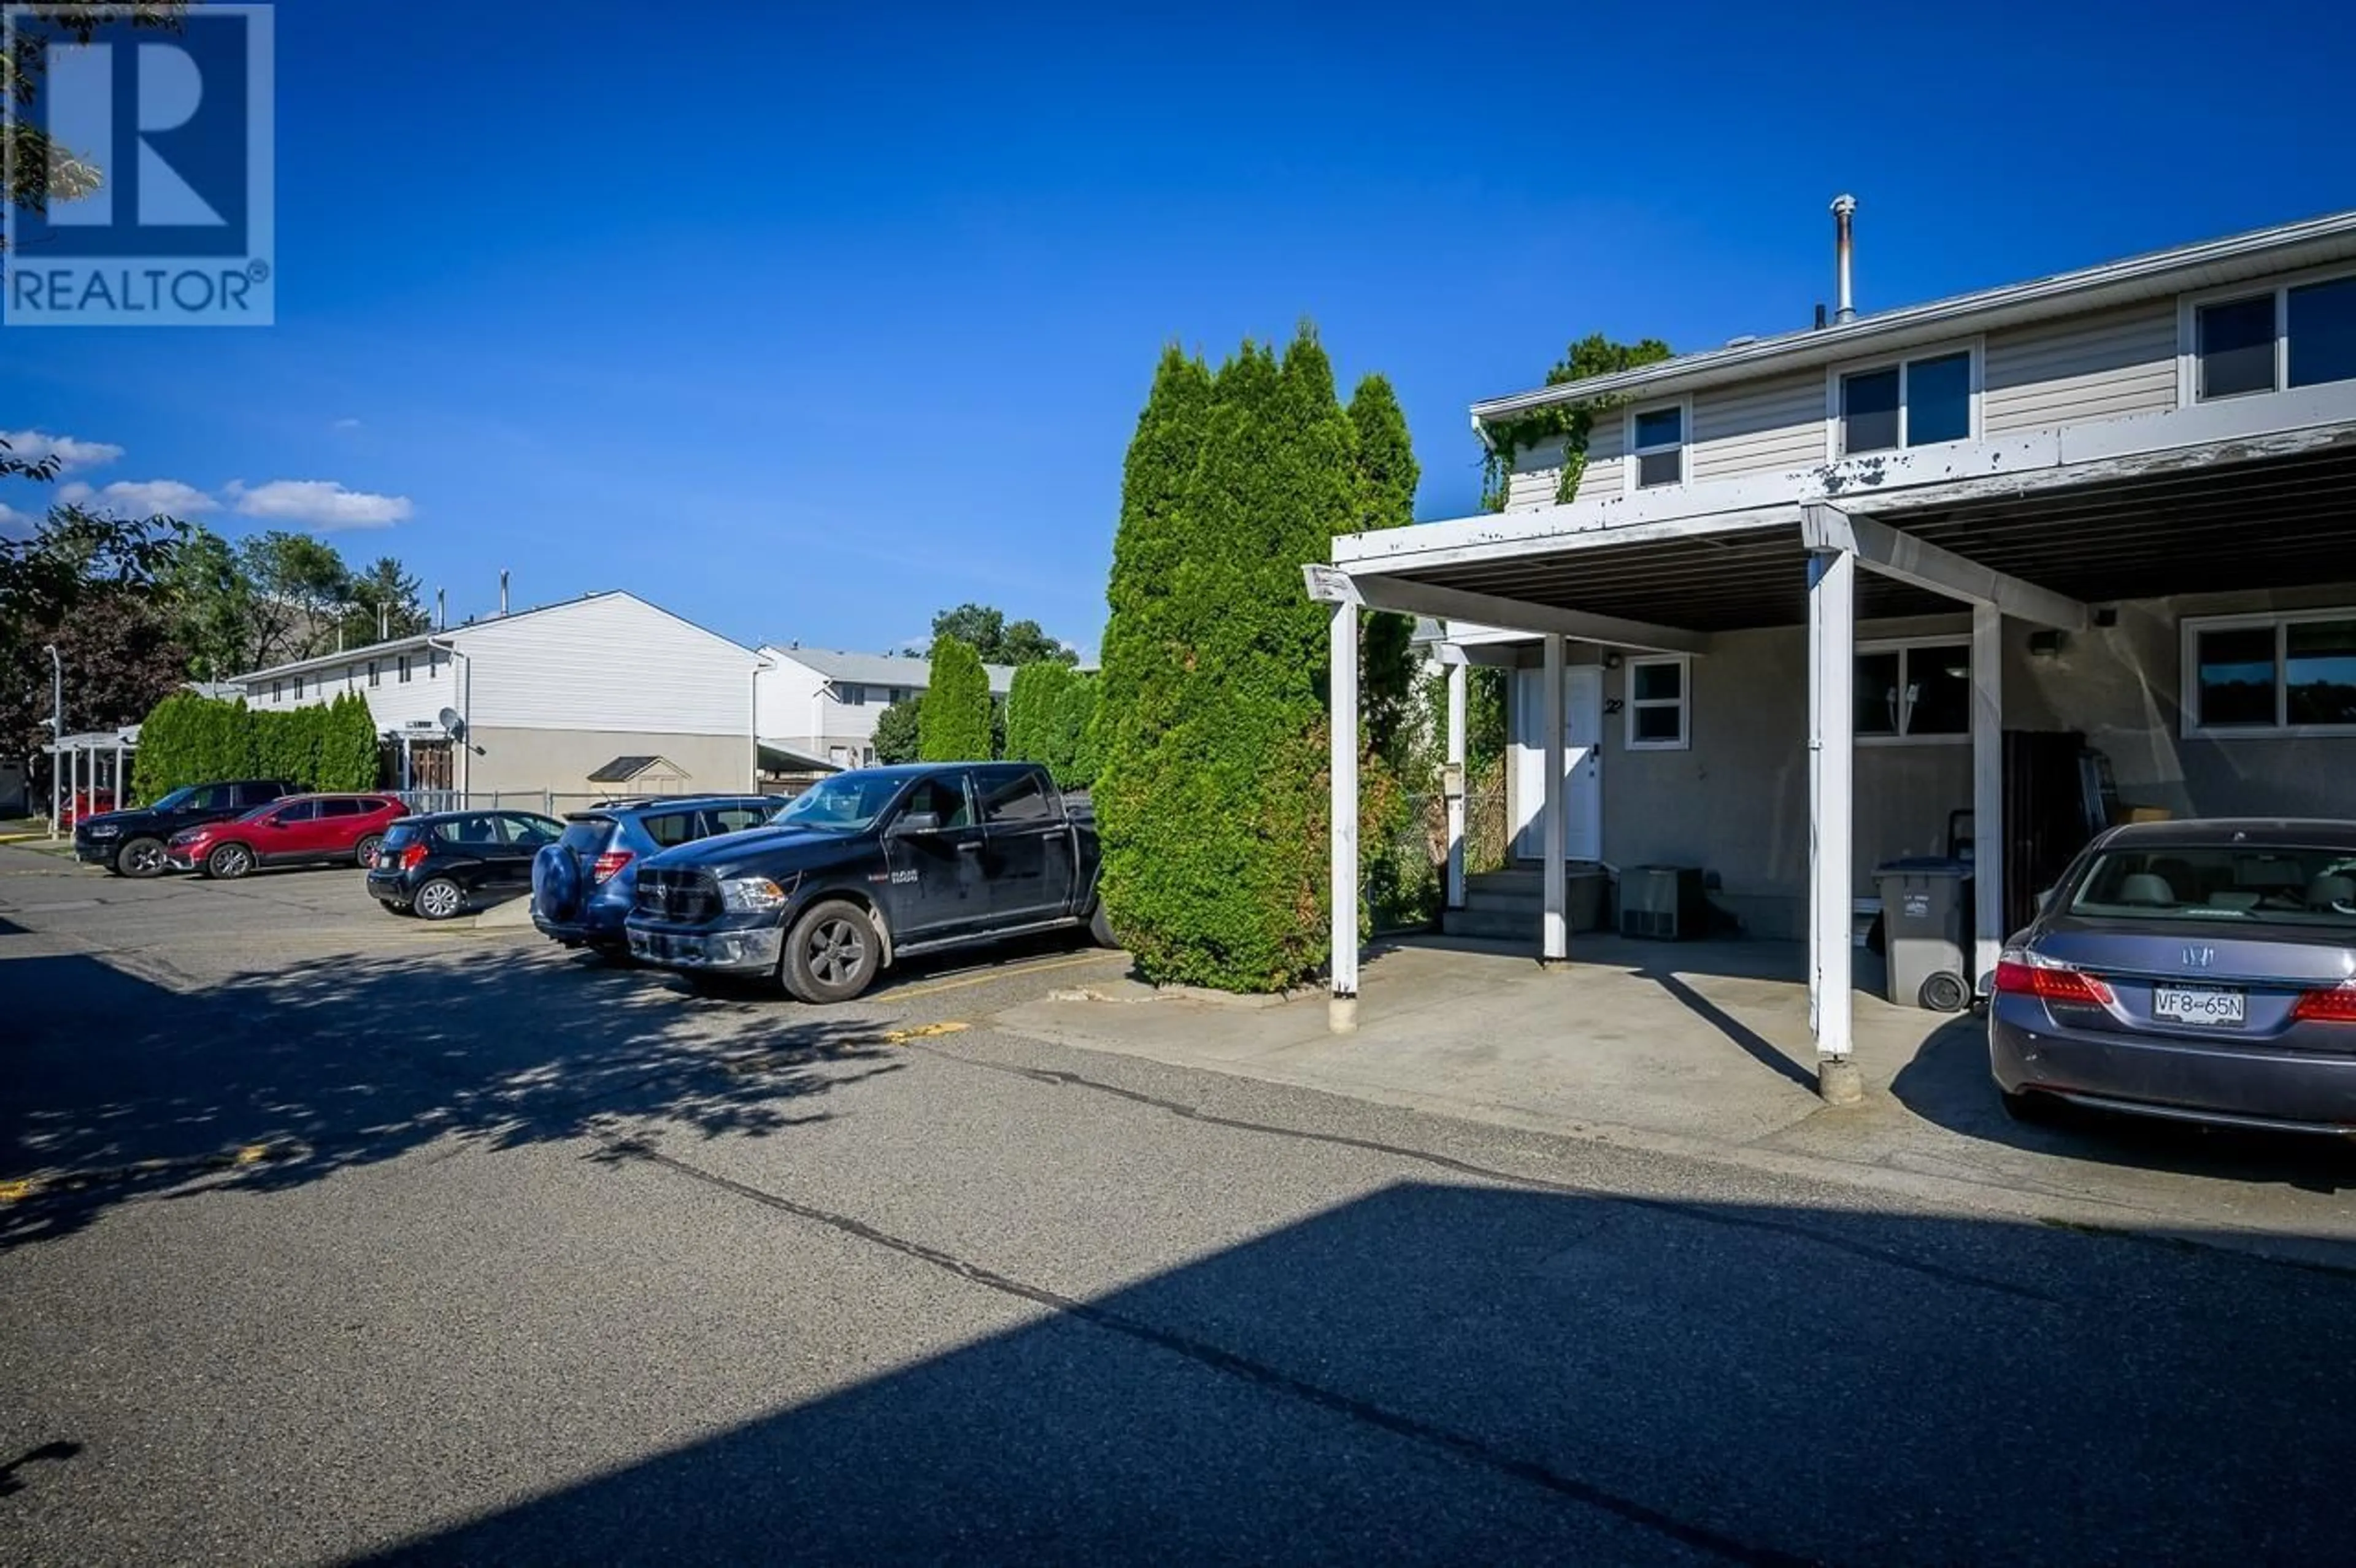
772,773,909,832
2068,843,2356,930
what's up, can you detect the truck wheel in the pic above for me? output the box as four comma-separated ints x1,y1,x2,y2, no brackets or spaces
1088,899,1119,949
116,836,169,879
781,899,881,1004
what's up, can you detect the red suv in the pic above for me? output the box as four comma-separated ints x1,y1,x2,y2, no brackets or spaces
167,793,410,879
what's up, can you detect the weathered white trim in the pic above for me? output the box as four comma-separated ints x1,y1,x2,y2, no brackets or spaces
1807,550,1856,1064
1800,504,2088,631
1471,209,2356,421
1328,601,1360,1031
1541,634,1568,963
1972,604,2005,987
1337,382,2356,579
1444,661,1468,910
1349,573,1714,657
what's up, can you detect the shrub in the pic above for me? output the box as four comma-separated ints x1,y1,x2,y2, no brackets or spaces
918,635,993,761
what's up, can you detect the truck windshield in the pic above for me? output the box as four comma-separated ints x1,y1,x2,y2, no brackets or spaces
148,786,199,812
774,773,907,832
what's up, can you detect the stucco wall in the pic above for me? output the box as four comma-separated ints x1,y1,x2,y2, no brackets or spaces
1567,584,2356,939
462,726,754,797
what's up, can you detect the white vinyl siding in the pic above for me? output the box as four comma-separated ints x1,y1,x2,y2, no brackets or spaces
1501,418,1627,512
1690,372,1825,482
1982,302,2178,435
460,594,756,736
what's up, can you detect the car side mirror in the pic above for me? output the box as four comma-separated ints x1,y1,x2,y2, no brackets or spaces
893,810,941,836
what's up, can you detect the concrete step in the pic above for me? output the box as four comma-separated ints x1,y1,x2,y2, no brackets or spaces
1463,888,1544,915
1440,907,1538,942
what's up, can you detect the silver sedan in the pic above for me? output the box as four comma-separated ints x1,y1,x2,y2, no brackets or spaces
1989,819,2356,1133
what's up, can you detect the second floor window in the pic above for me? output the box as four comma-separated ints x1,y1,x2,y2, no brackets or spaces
271,680,282,702
294,675,305,699
2193,272,2356,401
1839,349,1973,455
367,661,379,688
398,655,412,683
839,683,867,706
1628,403,1685,490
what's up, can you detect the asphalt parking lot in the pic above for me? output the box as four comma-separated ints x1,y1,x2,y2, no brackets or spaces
7,842,2356,1566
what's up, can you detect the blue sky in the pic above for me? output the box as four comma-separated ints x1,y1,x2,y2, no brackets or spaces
4,0,2350,658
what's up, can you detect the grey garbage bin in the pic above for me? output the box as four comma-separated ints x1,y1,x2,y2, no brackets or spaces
1876,856,1973,1012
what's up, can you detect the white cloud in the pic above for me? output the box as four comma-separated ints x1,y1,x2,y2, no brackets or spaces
56,478,221,515
226,478,412,530
1,429,126,474
331,417,363,431
0,500,39,537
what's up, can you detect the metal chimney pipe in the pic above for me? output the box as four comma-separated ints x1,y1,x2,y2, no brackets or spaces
499,570,509,616
436,588,446,631
1831,194,1857,323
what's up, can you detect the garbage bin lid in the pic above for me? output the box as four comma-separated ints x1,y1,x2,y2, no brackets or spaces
1876,856,1970,877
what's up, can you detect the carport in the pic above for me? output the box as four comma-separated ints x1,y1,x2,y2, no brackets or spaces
1312,385,2356,1102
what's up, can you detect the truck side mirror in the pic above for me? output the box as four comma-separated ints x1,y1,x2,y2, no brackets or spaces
893,810,941,836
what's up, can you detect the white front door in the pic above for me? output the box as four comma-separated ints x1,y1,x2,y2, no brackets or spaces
1512,665,1603,862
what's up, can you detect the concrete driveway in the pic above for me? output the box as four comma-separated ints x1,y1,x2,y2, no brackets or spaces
991,934,2356,1258
7,847,2356,1564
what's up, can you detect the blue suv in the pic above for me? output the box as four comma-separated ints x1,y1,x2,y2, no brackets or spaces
531,796,780,956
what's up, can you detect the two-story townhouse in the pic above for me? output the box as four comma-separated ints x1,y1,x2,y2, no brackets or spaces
1309,202,2356,1095
235,591,765,797
754,645,1016,768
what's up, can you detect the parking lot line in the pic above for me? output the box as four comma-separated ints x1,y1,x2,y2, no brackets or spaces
880,950,1124,1002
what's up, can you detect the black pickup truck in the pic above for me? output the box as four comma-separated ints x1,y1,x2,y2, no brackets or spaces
624,761,1110,1001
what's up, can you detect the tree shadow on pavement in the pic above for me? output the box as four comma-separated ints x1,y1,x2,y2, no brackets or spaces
348,1179,2356,1567
0,947,903,1251
1890,1015,2356,1192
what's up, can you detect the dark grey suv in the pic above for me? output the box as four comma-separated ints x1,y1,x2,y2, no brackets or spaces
1990,818,2356,1132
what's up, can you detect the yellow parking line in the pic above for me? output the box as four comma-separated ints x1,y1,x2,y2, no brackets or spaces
883,1020,970,1044
880,950,1121,1002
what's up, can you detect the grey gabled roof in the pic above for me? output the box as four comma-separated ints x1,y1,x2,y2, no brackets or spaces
1471,207,2356,424
762,645,1018,696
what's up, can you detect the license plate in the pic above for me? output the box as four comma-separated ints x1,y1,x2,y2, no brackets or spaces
2154,984,2244,1027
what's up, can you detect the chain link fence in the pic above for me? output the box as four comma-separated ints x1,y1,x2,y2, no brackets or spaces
1363,772,1512,935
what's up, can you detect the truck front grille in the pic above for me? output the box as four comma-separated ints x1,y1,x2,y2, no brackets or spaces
635,867,720,923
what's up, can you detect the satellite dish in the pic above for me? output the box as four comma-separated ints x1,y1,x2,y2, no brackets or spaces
437,707,468,743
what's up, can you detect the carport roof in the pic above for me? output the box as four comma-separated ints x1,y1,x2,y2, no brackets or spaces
1389,443,2356,634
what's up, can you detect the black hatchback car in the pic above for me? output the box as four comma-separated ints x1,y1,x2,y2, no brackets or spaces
366,809,564,920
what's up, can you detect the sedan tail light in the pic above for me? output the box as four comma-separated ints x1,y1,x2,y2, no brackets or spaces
399,843,429,871
2290,985,2356,1024
591,850,634,884
1993,951,2115,1007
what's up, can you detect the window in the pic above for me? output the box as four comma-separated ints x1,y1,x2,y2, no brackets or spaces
839,683,868,706
1626,402,1686,490
1855,640,1972,742
318,798,365,818
398,655,412,684
367,661,380,688
294,675,305,699
1622,656,1690,750
642,812,698,848
828,745,850,766
2184,610,2356,735
889,686,912,705
273,799,322,824
271,680,283,702
1836,347,1975,455
976,764,1055,822
704,804,771,836
897,774,971,829
2189,270,2356,402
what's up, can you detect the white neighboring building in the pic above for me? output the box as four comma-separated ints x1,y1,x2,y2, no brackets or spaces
234,591,765,796
755,645,1015,767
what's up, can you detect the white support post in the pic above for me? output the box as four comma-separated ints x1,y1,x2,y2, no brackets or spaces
1329,599,1361,1033
1444,659,1468,910
1807,549,1860,1103
1972,603,2004,990
1541,633,1568,965
49,746,60,840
